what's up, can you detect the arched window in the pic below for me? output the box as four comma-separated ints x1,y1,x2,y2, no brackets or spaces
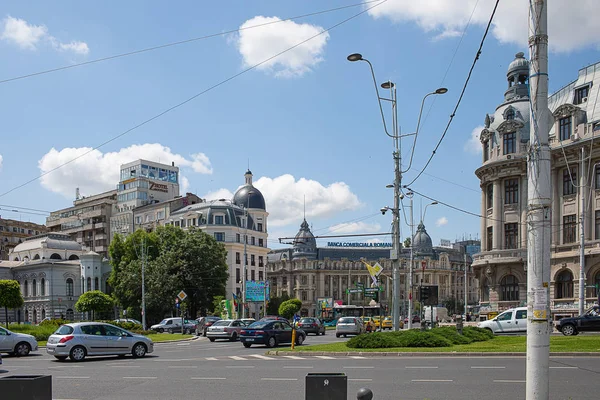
32,279,37,297
41,309,46,320
68,255,79,260
40,278,45,296
506,108,515,120
87,277,92,292
500,275,519,301
94,277,99,291
24,310,29,322
587,271,600,298
33,254,40,260
24,280,28,297
66,278,74,296
105,279,112,295
555,270,574,299
50,253,62,260
33,309,37,324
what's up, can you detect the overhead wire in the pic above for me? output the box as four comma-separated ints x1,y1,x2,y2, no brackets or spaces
0,0,387,200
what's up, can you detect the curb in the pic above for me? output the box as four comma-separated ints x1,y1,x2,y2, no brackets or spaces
267,350,600,357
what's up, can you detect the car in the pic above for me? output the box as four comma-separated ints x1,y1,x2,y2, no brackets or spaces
241,318,256,326
361,317,376,332
297,317,326,335
46,322,154,362
206,319,247,342
477,307,527,334
150,317,183,333
371,316,382,330
0,326,39,356
335,317,364,338
259,315,288,322
240,320,306,348
196,316,222,336
556,305,600,336
404,315,421,325
114,318,142,325
381,316,393,330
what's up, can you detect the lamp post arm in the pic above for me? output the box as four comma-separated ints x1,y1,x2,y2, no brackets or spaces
402,91,436,173
362,58,395,139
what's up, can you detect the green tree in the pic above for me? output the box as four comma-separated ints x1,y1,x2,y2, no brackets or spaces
403,237,411,248
278,298,302,319
0,280,24,328
75,290,114,320
211,296,225,315
267,293,290,315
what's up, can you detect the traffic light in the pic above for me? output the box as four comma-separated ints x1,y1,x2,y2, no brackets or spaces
419,286,429,303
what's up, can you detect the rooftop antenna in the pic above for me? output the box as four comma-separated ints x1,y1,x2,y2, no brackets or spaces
303,195,306,221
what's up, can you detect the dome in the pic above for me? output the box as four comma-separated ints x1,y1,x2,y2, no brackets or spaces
292,219,317,260
12,233,83,253
412,222,433,255
507,52,529,76
232,170,266,211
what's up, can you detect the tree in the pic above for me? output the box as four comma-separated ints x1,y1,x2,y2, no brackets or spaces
267,293,290,315
443,298,464,315
75,290,114,320
0,280,23,328
211,296,225,315
278,298,302,320
403,237,411,248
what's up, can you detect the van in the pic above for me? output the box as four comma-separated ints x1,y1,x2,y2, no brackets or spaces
477,307,527,333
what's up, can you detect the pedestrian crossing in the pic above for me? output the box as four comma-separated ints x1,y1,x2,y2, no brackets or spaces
201,354,351,361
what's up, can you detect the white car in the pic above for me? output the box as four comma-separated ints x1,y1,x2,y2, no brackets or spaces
477,307,527,334
0,326,39,356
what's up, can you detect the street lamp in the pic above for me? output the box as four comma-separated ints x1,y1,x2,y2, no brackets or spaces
348,52,447,331
422,201,438,223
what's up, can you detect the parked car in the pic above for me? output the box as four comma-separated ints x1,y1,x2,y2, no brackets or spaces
0,326,39,356
150,317,184,333
335,317,364,338
114,319,142,325
297,317,325,335
259,315,288,322
477,307,527,334
207,319,247,342
404,315,421,325
241,318,256,326
240,320,306,348
46,322,154,362
556,305,600,336
361,317,375,332
196,316,222,336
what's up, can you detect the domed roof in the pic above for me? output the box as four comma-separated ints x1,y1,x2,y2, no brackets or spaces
412,222,433,255
292,219,317,260
232,170,266,211
12,233,83,253
507,52,529,76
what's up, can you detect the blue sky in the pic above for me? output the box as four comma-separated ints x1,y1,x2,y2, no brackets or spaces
1,0,599,250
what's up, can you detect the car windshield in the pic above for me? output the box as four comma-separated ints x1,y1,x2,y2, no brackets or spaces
248,322,270,329
159,319,169,325
300,318,314,323
212,320,231,327
339,318,355,323
207,317,220,321
54,325,74,335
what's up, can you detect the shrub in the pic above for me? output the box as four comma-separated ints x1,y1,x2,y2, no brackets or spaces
39,319,69,327
431,326,472,345
8,324,57,342
462,326,494,342
347,330,453,349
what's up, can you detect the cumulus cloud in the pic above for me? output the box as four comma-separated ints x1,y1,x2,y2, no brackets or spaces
368,0,600,52
328,221,381,235
464,125,484,154
436,217,448,227
38,143,212,198
0,154,3,170
1,16,89,54
236,16,329,77
253,174,361,227
204,188,235,201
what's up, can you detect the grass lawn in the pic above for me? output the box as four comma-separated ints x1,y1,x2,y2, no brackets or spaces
287,335,600,353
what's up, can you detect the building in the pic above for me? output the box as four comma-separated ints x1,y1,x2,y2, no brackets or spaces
46,190,117,258
473,53,600,319
0,218,48,260
132,193,202,232
0,233,111,323
166,170,270,318
267,218,478,317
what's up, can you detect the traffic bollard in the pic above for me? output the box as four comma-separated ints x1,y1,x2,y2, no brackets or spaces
357,387,374,400
456,315,464,335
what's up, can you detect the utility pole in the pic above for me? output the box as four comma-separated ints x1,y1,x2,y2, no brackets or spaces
579,146,586,315
408,192,414,329
141,238,146,331
526,1,551,399
464,253,468,319
392,133,401,331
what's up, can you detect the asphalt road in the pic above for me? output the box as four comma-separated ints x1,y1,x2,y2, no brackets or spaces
0,333,597,400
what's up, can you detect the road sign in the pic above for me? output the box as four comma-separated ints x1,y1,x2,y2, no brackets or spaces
356,282,364,288
346,288,363,294
364,292,376,298
177,290,187,301
364,287,383,293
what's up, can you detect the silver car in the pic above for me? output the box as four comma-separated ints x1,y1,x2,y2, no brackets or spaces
46,322,154,361
0,326,39,356
335,317,365,338
206,319,246,342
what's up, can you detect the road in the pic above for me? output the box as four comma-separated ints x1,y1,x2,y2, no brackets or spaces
0,333,597,400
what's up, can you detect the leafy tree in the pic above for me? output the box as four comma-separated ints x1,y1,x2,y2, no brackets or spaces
0,280,23,328
278,298,302,319
267,293,290,315
403,237,411,248
443,298,464,315
75,290,114,320
211,296,225,316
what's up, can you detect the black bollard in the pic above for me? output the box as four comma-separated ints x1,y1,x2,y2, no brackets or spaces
357,387,373,400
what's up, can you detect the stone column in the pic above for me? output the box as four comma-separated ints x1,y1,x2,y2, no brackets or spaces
338,275,343,300
552,168,560,245
481,186,487,247
493,179,502,249
329,275,333,298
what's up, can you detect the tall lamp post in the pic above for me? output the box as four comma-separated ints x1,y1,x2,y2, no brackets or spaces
242,191,255,319
348,52,447,331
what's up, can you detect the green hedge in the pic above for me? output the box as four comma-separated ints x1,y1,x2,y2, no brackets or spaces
346,326,493,349
8,324,58,342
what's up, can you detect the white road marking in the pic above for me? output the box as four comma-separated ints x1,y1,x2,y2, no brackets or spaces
48,366,83,369
550,366,578,369
348,379,373,382
229,356,247,360
412,379,453,382
283,366,313,369
191,377,227,380
350,356,366,359
494,380,526,383
406,366,439,369
205,357,218,361
168,366,197,369
471,366,506,369
111,366,140,368
226,366,255,369
249,354,276,360
176,343,191,346
344,366,374,369
55,376,90,379
314,356,335,359
261,378,298,381
283,355,306,360
123,377,157,380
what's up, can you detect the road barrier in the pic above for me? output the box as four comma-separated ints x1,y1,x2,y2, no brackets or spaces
0,375,52,400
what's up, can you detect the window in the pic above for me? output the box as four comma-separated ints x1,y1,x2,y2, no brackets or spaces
66,278,74,296
506,108,515,120
94,277,99,291
483,140,489,162
236,268,240,282
563,215,577,244
259,256,264,267
259,271,263,281
588,271,600,298
214,232,225,242
574,86,589,105
215,215,224,224
282,277,287,285
504,178,519,204
251,270,255,281
559,117,572,141
596,166,600,189
236,252,241,264
505,223,518,249
487,227,493,251
32,279,37,297
258,238,264,247
257,223,263,232
236,233,241,243
87,277,92,292
251,254,255,266
563,167,577,195
251,237,255,245
555,270,574,299
301,275,308,285
596,211,600,240
40,278,45,296
503,132,516,155
500,275,519,301
302,291,307,301
497,311,513,321
487,184,493,209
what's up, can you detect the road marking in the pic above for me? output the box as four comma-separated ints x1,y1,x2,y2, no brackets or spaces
284,366,313,369
191,377,227,380
550,366,578,369
249,354,276,360
471,366,506,369
229,356,247,360
176,343,191,346
111,366,140,368
226,366,255,369
48,366,83,369
205,357,218,361
314,356,335,359
282,355,305,360
169,366,197,369
349,379,373,382
412,379,453,382
55,376,90,379
344,366,374,369
123,377,157,380
406,366,439,369
350,356,365,359
494,380,526,383
261,378,298,381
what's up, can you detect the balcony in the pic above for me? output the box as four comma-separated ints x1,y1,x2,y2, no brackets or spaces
472,249,527,267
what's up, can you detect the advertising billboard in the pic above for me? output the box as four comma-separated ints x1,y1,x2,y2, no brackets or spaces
316,297,334,310
245,281,270,302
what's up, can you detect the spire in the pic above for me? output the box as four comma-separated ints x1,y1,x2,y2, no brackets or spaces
303,195,306,221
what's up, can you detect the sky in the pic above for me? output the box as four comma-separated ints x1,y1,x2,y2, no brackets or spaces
1,0,600,251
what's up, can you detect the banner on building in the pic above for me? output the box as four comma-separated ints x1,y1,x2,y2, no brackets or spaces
317,297,334,310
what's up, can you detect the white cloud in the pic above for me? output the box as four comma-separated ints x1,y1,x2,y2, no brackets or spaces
464,125,484,154
328,221,381,234
1,16,89,54
204,188,235,201
236,16,329,77
253,174,361,227
368,0,600,52
436,217,448,227
0,154,3,170
38,143,212,198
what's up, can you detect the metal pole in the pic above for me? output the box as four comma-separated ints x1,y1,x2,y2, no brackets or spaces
242,205,248,319
464,253,468,319
579,146,586,315
526,1,551,399
408,193,414,329
141,239,146,331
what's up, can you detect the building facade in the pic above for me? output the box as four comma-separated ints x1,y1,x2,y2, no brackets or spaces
267,219,478,317
132,193,202,233
473,53,600,319
0,218,48,260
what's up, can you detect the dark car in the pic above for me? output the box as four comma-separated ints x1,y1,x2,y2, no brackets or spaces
196,316,222,336
240,320,306,348
556,306,600,336
297,317,325,335
259,315,288,322
404,315,421,325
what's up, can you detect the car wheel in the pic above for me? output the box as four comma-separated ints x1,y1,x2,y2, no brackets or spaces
561,324,576,336
209,338,216,342
69,346,86,362
266,336,277,348
343,334,347,338
14,342,31,357
336,333,340,338
296,335,304,346
203,328,208,337
132,343,147,358
158,328,164,333
243,343,252,348
230,332,238,342
322,330,326,335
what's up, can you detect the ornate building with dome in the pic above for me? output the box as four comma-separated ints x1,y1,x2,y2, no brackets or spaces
473,53,600,319
268,217,478,318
